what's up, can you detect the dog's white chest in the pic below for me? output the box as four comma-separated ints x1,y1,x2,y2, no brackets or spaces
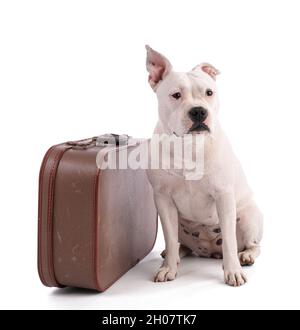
171,178,218,225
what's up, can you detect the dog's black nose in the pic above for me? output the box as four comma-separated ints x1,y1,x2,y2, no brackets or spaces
188,107,208,123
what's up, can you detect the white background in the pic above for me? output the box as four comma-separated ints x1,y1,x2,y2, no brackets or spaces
1,0,300,310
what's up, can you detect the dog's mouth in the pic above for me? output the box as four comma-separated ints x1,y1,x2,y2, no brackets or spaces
188,122,210,134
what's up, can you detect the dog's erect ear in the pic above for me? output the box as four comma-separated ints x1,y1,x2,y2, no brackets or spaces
192,63,220,80
145,45,172,90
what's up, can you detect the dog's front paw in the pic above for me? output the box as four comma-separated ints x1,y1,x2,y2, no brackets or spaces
224,267,247,287
154,265,177,282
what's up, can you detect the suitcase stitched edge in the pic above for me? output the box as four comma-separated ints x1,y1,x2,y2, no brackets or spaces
38,144,70,288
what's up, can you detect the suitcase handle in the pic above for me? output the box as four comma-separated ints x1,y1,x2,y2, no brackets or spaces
96,134,129,147
66,134,129,149
66,137,97,147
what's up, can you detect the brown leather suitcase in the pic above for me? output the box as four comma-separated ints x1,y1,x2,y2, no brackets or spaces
38,134,157,291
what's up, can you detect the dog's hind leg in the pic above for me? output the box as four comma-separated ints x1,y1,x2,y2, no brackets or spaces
237,200,263,266
239,246,261,266
161,244,192,260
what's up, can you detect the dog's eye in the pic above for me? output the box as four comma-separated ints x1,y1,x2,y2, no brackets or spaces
206,89,214,96
171,92,181,100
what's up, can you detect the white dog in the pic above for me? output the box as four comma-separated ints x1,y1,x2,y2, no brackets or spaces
146,45,263,287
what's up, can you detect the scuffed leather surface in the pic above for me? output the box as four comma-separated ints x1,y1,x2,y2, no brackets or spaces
38,139,157,291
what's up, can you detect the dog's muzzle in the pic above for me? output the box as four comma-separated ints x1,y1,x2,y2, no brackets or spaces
188,122,210,133
188,107,210,133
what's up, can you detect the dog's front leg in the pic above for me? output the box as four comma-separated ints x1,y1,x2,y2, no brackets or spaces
216,191,247,287
154,193,180,282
